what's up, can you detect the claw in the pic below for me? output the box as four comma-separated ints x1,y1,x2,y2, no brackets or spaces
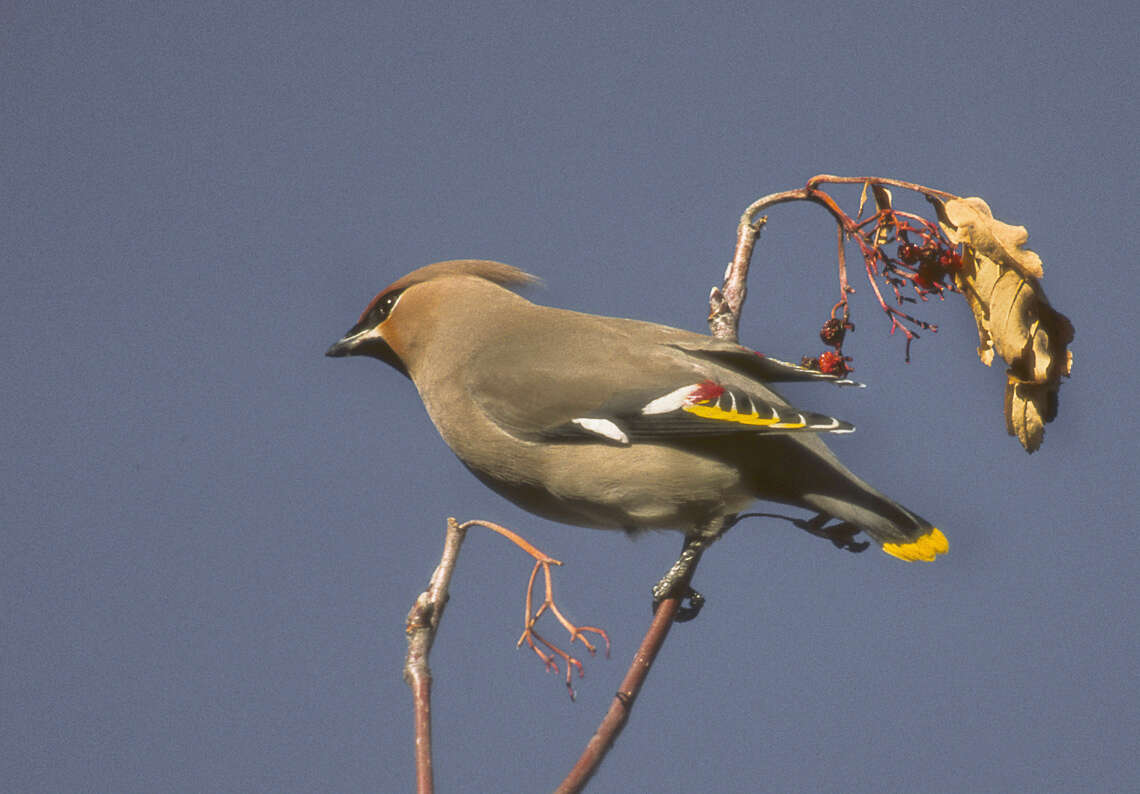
653,585,706,622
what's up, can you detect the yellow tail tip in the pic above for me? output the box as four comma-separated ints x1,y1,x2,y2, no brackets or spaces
881,527,949,562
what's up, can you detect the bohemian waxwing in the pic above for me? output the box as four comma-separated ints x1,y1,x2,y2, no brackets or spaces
327,260,948,574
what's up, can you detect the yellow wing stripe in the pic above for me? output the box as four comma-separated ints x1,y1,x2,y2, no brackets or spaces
881,527,949,562
683,402,807,429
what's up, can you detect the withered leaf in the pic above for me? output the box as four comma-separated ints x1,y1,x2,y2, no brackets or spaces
941,197,1044,279
934,197,1074,452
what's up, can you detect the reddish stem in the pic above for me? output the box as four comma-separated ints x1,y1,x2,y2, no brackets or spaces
554,596,684,794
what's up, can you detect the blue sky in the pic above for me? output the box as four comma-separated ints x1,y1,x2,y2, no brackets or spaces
4,2,1137,792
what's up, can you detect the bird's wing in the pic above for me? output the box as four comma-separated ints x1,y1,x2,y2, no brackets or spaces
468,331,854,447
535,379,855,445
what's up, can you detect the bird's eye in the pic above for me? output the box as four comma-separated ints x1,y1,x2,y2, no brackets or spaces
366,289,404,325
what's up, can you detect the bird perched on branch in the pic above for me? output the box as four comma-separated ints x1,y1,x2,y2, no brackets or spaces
327,260,947,605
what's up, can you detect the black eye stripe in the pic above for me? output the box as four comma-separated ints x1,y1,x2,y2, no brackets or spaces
345,288,406,336
366,289,404,325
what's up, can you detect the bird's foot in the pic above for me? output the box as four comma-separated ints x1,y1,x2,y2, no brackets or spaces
795,514,870,553
650,524,727,622
652,582,706,622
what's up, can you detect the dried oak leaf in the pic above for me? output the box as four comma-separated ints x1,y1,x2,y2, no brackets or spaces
932,197,1074,452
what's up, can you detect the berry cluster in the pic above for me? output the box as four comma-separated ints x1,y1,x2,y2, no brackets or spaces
893,235,963,292
807,316,854,377
799,191,968,370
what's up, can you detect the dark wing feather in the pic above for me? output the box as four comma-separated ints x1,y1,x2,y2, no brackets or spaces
670,343,863,386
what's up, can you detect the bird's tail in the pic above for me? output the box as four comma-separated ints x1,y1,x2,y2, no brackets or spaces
743,434,949,561
799,482,949,561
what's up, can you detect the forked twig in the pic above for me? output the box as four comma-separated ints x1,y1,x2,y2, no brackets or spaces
515,537,610,700
404,518,609,793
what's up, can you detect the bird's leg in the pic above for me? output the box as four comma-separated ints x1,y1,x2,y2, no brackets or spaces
651,518,730,622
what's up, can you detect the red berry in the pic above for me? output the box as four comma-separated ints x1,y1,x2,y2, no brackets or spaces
898,243,919,264
916,259,945,289
819,318,846,347
818,351,848,376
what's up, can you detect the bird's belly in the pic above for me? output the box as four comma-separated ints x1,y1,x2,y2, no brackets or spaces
461,440,753,533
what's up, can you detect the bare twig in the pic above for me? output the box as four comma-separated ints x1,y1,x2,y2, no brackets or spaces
461,519,609,699
709,214,767,341
404,517,468,794
517,550,610,700
554,590,688,793
806,173,957,200
405,517,610,792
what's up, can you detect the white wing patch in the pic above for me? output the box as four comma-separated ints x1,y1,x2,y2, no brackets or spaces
641,384,705,415
570,417,630,445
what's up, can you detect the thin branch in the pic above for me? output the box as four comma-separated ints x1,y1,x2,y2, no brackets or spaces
517,554,610,699
806,173,959,200
453,519,609,699
404,517,468,794
554,591,687,794
709,214,767,342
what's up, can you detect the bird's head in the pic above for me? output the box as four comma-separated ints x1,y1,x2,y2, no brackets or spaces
325,259,539,378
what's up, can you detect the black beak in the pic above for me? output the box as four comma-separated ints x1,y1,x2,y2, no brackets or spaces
325,336,356,357
324,330,409,377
